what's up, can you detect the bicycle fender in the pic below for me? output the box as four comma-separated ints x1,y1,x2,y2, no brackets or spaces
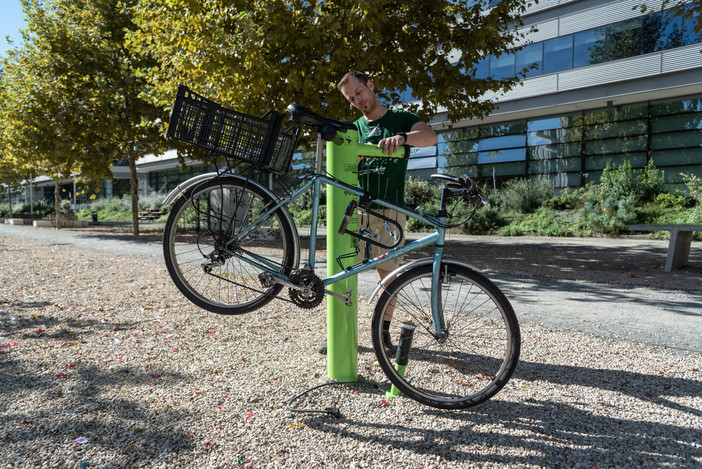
162,172,222,206
367,258,482,304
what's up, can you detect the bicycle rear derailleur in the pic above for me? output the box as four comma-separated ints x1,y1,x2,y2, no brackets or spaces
288,269,325,309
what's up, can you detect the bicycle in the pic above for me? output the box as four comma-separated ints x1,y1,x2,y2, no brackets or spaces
162,85,520,410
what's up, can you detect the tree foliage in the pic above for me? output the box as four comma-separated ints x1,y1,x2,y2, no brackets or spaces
1,0,169,234
2,0,535,230
131,0,534,126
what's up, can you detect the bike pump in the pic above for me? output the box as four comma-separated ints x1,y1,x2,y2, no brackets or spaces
326,129,359,383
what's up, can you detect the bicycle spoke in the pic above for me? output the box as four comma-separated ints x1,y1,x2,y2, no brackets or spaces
163,177,296,315
372,263,519,409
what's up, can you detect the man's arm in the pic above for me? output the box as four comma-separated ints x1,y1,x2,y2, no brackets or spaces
378,121,438,155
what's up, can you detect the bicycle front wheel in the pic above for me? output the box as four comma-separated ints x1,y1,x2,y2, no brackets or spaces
163,177,297,315
372,262,520,409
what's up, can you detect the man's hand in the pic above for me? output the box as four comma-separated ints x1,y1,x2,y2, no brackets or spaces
378,134,405,156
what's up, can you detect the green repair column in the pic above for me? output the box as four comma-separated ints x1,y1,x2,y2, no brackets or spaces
326,129,358,382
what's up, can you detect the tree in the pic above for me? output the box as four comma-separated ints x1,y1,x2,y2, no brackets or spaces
2,0,169,234
130,0,535,128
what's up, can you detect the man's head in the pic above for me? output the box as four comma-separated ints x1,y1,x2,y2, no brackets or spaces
338,71,382,118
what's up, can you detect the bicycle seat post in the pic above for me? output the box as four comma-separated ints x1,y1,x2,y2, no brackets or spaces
326,126,359,384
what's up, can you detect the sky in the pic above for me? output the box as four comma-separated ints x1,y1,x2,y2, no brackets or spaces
0,0,27,58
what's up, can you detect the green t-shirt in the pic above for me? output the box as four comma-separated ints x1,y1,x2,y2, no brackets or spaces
355,109,421,206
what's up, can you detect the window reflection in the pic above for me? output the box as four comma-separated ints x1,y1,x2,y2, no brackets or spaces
543,36,573,74
474,56,490,79
461,6,701,85
573,29,598,68
411,94,701,189
478,148,527,164
516,43,543,77
490,52,516,79
478,135,526,151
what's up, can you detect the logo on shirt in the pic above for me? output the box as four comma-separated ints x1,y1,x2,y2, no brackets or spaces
366,126,382,138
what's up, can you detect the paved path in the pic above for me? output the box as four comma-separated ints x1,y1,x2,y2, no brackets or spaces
2,223,700,352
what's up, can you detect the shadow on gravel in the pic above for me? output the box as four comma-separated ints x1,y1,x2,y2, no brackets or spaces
0,307,197,466
302,360,701,467
69,231,163,244
316,396,699,467
0,362,196,466
514,358,702,417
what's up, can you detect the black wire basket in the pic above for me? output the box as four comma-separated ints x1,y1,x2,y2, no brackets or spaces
167,85,300,174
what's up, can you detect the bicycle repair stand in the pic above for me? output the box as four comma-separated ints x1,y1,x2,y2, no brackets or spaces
326,129,359,383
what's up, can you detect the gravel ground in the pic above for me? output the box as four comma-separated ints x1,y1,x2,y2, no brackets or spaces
1,235,701,468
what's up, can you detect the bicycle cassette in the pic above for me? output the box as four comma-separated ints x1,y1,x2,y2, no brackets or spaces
288,269,325,309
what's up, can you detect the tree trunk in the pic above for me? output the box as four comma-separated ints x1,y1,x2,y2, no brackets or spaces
54,180,61,230
129,153,140,236
7,188,13,218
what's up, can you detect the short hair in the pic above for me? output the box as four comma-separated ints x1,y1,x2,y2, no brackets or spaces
337,71,370,89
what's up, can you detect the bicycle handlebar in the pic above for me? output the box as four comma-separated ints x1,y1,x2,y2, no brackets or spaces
431,173,490,210
287,103,410,158
287,103,356,135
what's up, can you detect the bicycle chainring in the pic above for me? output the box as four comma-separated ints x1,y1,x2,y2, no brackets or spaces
288,269,325,309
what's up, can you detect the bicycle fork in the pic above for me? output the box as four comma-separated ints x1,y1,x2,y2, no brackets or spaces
430,226,448,339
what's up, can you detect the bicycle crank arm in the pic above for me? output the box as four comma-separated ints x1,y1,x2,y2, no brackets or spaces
259,272,302,290
324,289,353,306
262,271,324,296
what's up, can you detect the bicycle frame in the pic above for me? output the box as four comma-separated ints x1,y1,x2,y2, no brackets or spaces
221,170,451,337
162,129,459,337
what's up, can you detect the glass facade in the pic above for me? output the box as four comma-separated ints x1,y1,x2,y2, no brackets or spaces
407,94,702,190
472,7,701,79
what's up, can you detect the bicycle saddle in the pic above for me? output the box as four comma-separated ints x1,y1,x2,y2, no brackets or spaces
286,103,357,133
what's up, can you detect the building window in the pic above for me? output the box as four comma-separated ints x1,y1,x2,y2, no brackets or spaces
461,6,702,83
542,36,573,74
516,42,543,77
490,52,516,80
430,94,702,190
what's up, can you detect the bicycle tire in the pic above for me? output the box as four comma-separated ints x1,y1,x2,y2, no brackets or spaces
163,177,297,314
371,262,520,409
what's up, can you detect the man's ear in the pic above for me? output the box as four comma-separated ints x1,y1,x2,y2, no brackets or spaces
367,80,375,92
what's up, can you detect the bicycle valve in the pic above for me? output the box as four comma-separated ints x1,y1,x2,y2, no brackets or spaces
386,322,416,399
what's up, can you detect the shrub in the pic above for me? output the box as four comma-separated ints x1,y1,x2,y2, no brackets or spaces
459,203,503,234
405,177,438,210
498,207,574,237
0,200,54,217
682,173,702,205
544,187,583,211
288,184,326,214
681,173,702,224
404,178,441,232
654,192,692,209
496,178,554,214
599,159,664,203
293,205,326,226
579,188,637,234
138,192,167,211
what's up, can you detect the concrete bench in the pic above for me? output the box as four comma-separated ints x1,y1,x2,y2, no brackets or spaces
628,224,702,272
33,219,89,228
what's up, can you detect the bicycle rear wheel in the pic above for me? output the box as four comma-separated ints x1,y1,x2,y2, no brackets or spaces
371,262,520,409
163,176,297,314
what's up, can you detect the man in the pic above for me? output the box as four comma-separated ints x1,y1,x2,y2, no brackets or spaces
337,71,438,280
333,71,438,354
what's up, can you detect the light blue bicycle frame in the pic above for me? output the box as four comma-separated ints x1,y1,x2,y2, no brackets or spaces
226,172,449,337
